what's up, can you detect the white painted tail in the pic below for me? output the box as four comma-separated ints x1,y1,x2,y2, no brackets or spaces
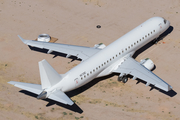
39,59,63,89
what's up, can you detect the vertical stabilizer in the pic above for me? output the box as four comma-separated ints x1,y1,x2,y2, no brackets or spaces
39,59,62,89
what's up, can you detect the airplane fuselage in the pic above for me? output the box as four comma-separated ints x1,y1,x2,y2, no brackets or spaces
48,17,170,93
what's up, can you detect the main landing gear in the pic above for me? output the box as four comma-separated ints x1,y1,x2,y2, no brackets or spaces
118,76,128,83
152,38,159,44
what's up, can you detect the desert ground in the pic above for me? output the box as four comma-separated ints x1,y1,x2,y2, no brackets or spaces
0,0,180,120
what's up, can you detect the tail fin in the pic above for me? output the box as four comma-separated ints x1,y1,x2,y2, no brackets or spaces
39,59,62,89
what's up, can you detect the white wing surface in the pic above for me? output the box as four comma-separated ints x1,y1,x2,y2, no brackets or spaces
18,35,100,61
113,57,172,92
8,81,42,94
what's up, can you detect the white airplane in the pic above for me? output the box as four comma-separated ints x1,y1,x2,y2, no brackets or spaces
8,17,172,106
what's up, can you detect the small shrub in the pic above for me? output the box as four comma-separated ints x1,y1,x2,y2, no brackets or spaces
35,116,38,119
63,112,67,115
75,117,79,120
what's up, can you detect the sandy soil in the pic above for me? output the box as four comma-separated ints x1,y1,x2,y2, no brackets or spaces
0,0,180,120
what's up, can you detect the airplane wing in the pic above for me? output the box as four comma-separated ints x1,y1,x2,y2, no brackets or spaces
113,57,172,92
8,81,74,105
18,35,100,61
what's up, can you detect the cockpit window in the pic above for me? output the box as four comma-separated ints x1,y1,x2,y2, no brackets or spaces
164,19,167,24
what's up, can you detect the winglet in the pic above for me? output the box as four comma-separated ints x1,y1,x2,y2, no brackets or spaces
18,35,28,44
8,81,17,85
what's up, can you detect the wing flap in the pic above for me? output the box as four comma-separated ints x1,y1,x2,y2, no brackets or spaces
8,81,42,95
18,35,100,61
113,57,172,92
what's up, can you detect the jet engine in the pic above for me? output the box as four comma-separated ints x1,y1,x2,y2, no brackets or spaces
37,34,51,42
94,43,106,49
140,58,154,71
37,91,48,99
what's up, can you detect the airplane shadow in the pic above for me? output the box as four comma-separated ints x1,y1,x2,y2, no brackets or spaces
66,74,117,97
135,78,177,97
19,90,83,113
18,74,116,113
28,46,81,62
69,72,177,99
19,71,176,114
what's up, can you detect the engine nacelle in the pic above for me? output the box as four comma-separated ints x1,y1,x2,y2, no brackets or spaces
94,43,106,49
140,58,154,71
37,91,47,99
38,34,51,42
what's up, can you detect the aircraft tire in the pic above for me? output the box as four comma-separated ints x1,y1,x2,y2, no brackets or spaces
118,77,123,82
122,77,128,83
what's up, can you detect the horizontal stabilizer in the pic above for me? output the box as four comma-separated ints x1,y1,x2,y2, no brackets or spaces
8,81,42,95
39,59,62,89
48,90,74,105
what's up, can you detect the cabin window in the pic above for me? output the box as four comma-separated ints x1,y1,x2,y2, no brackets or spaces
151,32,152,34
96,67,98,70
110,58,111,61
148,33,150,36
153,30,155,32
122,50,124,53
81,77,83,80
143,37,144,39
131,44,133,47
87,73,89,76
116,54,118,57
107,60,109,63
119,52,121,55
93,69,95,72
90,71,92,74
84,75,86,78
99,66,100,68
128,46,130,49
113,57,114,59
145,35,147,37
137,41,138,43
104,62,106,65
125,48,127,51
134,43,136,45
140,39,141,41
